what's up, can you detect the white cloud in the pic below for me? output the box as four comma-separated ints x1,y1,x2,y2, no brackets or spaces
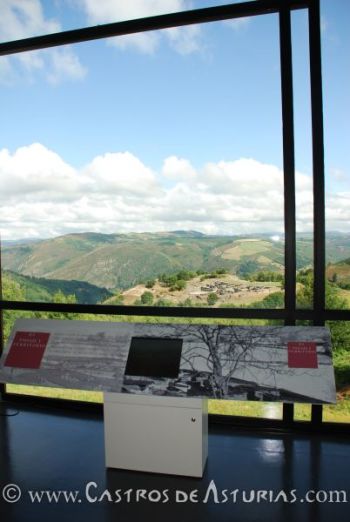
225,17,251,32
296,170,313,191
46,48,87,84
1,143,348,239
17,50,45,73
77,0,188,22
329,167,348,183
0,56,15,85
76,0,201,55
0,143,82,202
326,192,350,225
295,170,313,225
0,0,60,41
162,156,197,181
202,158,284,196
0,0,86,84
165,25,201,55
108,31,160,55
83,151,162,197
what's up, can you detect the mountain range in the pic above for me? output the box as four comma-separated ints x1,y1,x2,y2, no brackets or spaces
2,231,350,297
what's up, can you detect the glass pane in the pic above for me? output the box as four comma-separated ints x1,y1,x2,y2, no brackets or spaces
6,384,103,404
1,14,284,311
322,0,350,423
323,0,350,310
292,9,314,310
294,319,349,424
209,400,283,419
294,403,312,421
324,320,350,423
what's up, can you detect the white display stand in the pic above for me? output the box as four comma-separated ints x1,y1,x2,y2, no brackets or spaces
104,393,208,477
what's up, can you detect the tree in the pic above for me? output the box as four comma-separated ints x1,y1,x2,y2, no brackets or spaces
145,279,155,289
1,275,82,340
172,324,293,399
163,275,177,287
112,292,124,305
38,291,79,320
296,270,350,355
216,268,227,275
141,291,154,305
154,298,173,307
207,292,218,306
2,274,26,301
249,291,284,309
179,298,193,307
172,279,186,291
2,273,31,341
296,270,346,311
237,260,260,278
176,270,190,281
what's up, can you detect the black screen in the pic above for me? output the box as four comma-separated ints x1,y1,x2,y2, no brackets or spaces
124,337,183,379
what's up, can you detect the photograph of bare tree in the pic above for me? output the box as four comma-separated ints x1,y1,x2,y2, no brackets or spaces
123,325,336,404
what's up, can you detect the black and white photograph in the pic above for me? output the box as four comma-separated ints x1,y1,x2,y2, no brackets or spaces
122,324,336,404
0,319,336,404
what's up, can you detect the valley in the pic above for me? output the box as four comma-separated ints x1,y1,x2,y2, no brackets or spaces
2,230,350,308
2,230,349,421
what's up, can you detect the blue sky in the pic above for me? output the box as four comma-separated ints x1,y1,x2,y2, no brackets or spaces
0,0,349,239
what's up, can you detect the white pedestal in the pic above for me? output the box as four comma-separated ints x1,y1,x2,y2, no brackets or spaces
104,393,208,477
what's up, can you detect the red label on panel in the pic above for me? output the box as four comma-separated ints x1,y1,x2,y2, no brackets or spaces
288,341,318,368
4,331,50,369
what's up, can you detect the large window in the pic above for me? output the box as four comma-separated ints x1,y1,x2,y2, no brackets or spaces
1,0,349,430
1,11,284,311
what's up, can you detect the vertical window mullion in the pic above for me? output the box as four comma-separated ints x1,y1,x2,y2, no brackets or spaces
279,3,297,425
308,0,326,425
309,0,326,324
279,4,297,327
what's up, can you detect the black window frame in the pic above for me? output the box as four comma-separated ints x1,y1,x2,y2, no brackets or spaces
1,0,349,434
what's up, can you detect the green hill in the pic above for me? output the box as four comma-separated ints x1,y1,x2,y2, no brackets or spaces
2,232,286,289
3,270,113,304
2,231,350,292
327,258,350,288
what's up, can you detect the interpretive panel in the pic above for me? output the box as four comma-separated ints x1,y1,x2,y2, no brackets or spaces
0,319,336,403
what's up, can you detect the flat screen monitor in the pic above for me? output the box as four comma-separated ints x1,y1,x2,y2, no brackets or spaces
124,337,183,379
